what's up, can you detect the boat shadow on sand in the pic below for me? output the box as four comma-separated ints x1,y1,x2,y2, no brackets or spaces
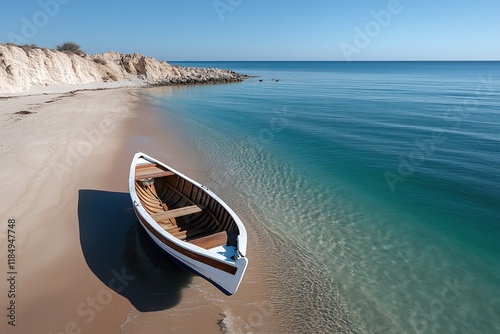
77,189,194,312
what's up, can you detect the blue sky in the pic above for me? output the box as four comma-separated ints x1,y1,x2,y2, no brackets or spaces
1,0,499,61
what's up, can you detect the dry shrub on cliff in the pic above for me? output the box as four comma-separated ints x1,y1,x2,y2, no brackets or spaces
102,72,118,82
56,42,84,55
93,58,107,65
22,44,39,49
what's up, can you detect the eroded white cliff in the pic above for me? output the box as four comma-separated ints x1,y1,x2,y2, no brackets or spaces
0,44,246,94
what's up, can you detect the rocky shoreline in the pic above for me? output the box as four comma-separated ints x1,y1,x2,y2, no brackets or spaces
149,69,250,86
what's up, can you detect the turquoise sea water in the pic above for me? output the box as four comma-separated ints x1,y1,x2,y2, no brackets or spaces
143,62,499,333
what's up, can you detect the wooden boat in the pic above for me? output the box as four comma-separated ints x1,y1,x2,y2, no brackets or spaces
129,152,248,295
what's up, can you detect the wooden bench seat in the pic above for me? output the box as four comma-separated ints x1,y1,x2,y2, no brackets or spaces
135,163,175,180
151,205,203,221
187,230,231,249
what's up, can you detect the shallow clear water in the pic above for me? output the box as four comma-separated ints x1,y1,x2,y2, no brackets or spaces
143,62,500,333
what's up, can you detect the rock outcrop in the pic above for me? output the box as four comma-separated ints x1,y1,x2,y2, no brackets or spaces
0,44,247,94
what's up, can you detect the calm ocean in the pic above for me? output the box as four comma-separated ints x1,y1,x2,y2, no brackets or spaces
142,61,500,333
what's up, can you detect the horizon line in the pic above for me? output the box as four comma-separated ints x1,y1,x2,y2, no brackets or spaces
168,59,500,62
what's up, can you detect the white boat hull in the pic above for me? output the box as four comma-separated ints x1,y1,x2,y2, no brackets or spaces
129,152,248,295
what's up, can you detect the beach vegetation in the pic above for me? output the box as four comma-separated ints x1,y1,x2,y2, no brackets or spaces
102,71,118,82
22,44,39,50
56,42,84,55
93,58,107,65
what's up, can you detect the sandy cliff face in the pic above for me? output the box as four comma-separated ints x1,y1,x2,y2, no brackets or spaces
0,44,246,94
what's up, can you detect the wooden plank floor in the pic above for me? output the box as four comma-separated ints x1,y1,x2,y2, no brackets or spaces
187,231,229,249
135,163,175,180
151,205,203,221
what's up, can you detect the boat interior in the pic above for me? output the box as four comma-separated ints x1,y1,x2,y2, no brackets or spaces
134,162,239,251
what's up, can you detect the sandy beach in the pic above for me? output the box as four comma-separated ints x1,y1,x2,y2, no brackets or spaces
0,87,277,334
